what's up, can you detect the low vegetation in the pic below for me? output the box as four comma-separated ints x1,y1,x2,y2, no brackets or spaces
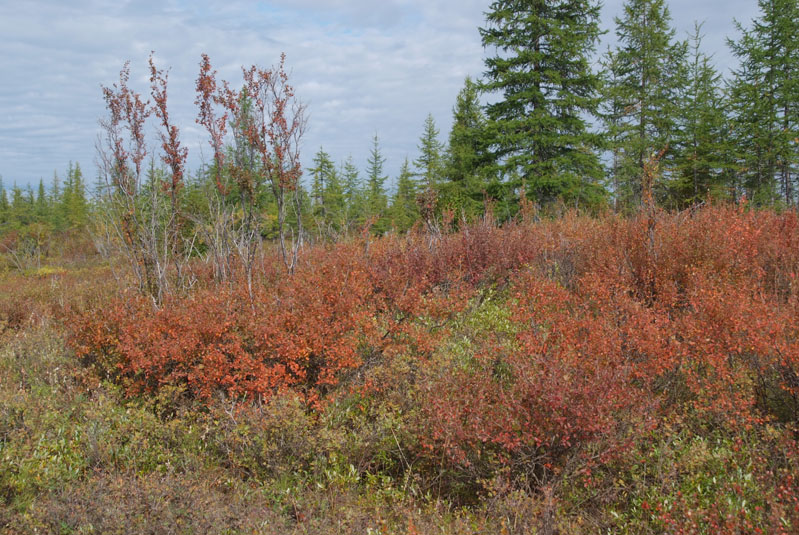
2,0,798,530
2,204,799,534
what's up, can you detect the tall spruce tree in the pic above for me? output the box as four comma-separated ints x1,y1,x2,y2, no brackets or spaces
727,0,799,205
322,164,345,232
341,155,365,229
35,179,48,222
62,162,88,228
414,114,445,189
389,158,419,232
442,76,490,217
9,185,30,228
49,171,66,230
309,147,336,218
0,178,8,226
669,24,731,207
598,47,633,210
365,134,388,231
610,0,687,208
479,0,605,207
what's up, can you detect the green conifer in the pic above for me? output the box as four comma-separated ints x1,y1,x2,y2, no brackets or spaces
442,77,490,217
610,0,688,207
727,0,799,205
480,0,605,207
390,158,419,232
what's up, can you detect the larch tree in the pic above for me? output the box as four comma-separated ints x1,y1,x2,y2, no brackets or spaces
669,24,731,207
609,0,688,208
727,0,799,205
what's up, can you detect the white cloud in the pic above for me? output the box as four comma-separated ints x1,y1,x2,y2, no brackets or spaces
0,0,766,189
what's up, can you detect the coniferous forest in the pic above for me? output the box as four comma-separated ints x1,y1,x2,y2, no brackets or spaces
2,0,799,533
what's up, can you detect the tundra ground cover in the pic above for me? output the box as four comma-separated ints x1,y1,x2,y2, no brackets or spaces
2,204,799,533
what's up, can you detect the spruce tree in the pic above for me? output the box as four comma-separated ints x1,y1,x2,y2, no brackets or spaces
414,114,444,189
61,164,75,228
0,178,8,226
669,24,731,207
10,185,30,228
610,0,688,208
308,148,345,233
442,76,490,217
341,156,365,229
49,171,66,230
35,179,48,222
598,47,633,210
390,158,419,232
73,163,88,227
727,0,799,205
309,147,336,219
322,165,345,232
365,134,388,231
50,171,60,204
479,0,605,206
62,162,88,228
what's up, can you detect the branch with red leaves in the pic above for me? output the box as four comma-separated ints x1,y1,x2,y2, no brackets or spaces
150,53,188,207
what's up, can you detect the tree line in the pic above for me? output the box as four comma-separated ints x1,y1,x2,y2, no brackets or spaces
3,0,797,251
239,0,799,234
0,163,88,232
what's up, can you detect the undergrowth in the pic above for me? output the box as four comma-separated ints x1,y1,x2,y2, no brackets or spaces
2,204,798,533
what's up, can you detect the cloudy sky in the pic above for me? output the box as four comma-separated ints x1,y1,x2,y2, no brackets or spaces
0,0,762,190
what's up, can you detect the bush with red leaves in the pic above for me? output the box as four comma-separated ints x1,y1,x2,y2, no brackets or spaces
68,205,799,485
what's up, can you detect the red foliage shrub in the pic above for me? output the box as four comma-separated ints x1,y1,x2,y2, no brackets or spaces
68,205,799,486
415,205,799,482
70,245,381,404
418,271,653,480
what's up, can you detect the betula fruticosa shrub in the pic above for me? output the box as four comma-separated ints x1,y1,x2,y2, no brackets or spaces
69,205,799,480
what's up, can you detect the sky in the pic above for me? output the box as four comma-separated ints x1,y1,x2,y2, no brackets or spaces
0,0,763,191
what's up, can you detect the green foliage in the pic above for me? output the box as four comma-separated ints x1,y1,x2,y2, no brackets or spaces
8,185,32,228
341,155,366,230
0,164,91,274
10,7,799,528
414,114,444,190
607,0,688,208
727,0,799,206
0,179,8,226
365,134,389,232
60,162,89,230
389,158,419,232
598,47,632,211
441,77,490,219
309,147,346,235
6,205,799,532
0,163,88,234
480,0,605,208
562,423,799,533
668,24,734,208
